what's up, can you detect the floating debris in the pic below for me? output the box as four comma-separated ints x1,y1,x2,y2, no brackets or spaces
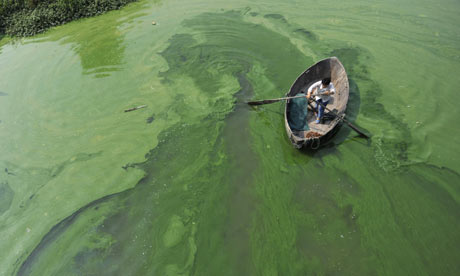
5,168,15,176
124,105,147,112
152,21,157,25
146,115,155,124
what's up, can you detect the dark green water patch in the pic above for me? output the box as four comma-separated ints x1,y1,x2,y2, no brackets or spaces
331,47,411,170
293,28,317,41
376,162,460,275
292,166,375,275
0,181,14,215
264,13,288,24
160,11,312,93
214,73,256,275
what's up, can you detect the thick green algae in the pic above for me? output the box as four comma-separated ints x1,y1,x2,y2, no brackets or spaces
0,0,459,275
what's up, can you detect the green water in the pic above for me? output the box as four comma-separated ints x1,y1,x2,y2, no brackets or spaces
0,0,459,275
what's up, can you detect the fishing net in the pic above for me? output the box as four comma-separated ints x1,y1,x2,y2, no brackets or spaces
287,93,310,131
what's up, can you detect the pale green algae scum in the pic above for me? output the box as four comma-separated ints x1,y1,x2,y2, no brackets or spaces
0,0,460,275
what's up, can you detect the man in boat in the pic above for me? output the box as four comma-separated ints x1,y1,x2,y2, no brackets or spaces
306,77,335,124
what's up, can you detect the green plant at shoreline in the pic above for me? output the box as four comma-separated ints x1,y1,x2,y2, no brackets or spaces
0,0,138,37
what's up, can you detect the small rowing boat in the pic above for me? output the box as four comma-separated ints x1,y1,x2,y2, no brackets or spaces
284,57,349,149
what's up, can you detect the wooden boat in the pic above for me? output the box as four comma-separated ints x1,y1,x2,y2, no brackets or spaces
284,57,349,149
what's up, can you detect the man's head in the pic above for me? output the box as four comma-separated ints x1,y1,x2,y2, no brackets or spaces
322,77,331,86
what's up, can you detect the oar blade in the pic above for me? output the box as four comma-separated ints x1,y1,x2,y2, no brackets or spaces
344,121,371,139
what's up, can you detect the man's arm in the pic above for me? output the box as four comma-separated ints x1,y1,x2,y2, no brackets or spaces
307,87,316,98
308,82,320,93
307,82,320,98
321,86,336,96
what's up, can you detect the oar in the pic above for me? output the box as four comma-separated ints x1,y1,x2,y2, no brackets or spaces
310,98,370,139
247,95,307,106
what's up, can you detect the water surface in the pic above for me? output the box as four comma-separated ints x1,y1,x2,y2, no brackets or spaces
0,0,459,275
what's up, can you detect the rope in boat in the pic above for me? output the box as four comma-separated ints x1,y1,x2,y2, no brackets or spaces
311,137,320,149
303,131,321,149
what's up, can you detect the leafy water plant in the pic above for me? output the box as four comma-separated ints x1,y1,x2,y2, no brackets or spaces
0,0,138,37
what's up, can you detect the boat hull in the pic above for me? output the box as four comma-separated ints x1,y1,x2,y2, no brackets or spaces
284,57,349,149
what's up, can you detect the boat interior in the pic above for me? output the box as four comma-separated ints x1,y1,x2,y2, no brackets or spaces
286,57,348,140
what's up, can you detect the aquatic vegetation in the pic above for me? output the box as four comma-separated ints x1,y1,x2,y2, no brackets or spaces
0,0,139,36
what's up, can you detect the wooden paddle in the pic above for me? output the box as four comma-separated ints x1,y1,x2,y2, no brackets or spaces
247,95,307,106
310,98,370,139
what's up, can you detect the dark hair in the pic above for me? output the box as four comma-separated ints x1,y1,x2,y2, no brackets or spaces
322,78,331,86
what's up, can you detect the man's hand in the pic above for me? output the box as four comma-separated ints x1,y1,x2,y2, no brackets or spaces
321,89,334,96
309,87,317,97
